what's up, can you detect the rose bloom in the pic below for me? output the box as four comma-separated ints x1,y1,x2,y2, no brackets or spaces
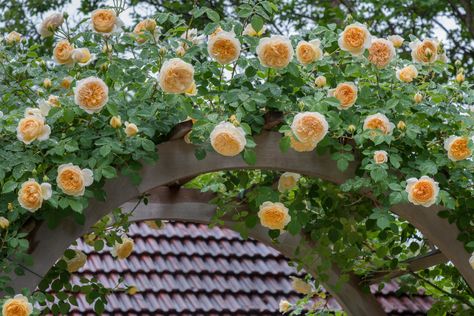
258,201,291,231
278,172,301,193
373,150,388,164
159,58,195,94
43,78,52,89
363,113,395,135
328,82,358,109
133,18,158,43
291,112,328,144
338,23,371,56
124,122,139,137
0,216,9,229
210,121,246,157
396,65,418,83
64,250,87,273
56,163,94,196
444,136,473,161
185,81,197,96
5,31,22,44
110,115,122,128
37,12,64,38
295,39,323,65
17,115,51,144
405,176,439,207
413,92,423,104
470,253,474,270
410,38,439,64
291,277,312,295
456,73,465,83
207,30,241,65
368,38,395,68
91,9,122,34
256,35,294,69
181,28,205,47
279,299,292,313
72,48,95,66
53,40,74,65
314,75,326,88
288,133,317,152
243,24,266,37
112,235,134,260
2,294,33,316
145,220,165,230
74,77,109,114
387,35,404,48
18,179,52,212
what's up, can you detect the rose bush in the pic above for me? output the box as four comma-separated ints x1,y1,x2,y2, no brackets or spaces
0,0,473,314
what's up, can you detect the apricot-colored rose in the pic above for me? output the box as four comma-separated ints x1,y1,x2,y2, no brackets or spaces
207,31,241,65
405,176,439,207
60,76,73,89
291,112,328,143
444,136,472,161
210,122,246,157
110,116,122,128
159,58,195,94
368,38,395,68
133,18,157,43
18,179,52,212
53,40,74,65
314,75,326,88
328,82,358,109
373,150,388,164
112,235,134,259
288,133,317,152
5,31,22,44
258,201,291,231
396,65,418,82
17,115,51,144
363,113,395,135
410,38,438,64
2,294,33,316
387,35,404,48
124,122,139,137
413,92,423,103
278,172,301,193
295,40,322,65
91,9,118,33
74,77,108,114
72,48,94,66
256,35,294,69
185,81,197,96
338,23,371,56
56,163,94,196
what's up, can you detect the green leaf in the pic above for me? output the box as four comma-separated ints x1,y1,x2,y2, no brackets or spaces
2,180,17,193
279,136,290,153
69,199,83,213
250,15,264,32
243,149,257,165
141,139,156,152
206,9,220,22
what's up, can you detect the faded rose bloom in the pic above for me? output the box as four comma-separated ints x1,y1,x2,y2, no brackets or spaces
159,58,195,94
328,82,358,109
38,12,64,38
256,35,294,69
210,121,246,157
290,277,313,295
338,22,371,56
405,176,439,207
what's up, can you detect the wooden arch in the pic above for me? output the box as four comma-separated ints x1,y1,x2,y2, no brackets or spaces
9,131,474,315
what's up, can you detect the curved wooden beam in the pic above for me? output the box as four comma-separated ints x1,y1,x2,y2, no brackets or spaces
7,131,473,314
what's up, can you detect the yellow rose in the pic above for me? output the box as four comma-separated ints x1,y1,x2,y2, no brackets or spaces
72,48,95,66
314,75,326,88
210,121,246,157
112,235,134,259
368,38,395,68
290,277,313,295
278,172,301,193
387,35,404,48
2,294,33,316
243,24,266,37
207,30,241,65
405,176,439,207
185,81,197,96
279,299,291,313
256,35,294,69
258,201,291,231
38,12,64,38
373,150,388,164
396,65,418,83
363,113,395,135
456,73,465,83
5,31,22,44
0,216,9,229
133,18,157,43
56,163,94,196
291,112,328,144
64,250,87,273
91,9,120,34
444,136,472,161
74,76,109,114
110,116,122,128
53,40,74,65
18,179,51,212
159,58,195,94
17,115,51,144
409,38,438,64
287,133,317,152
124,122,139,137
295,39,323,65
328,82,358,109
338,23,371,56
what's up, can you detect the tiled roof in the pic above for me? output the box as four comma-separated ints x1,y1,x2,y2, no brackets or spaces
65,222,434,315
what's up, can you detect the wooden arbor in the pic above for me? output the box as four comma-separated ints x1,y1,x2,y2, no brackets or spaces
10,131,474,316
